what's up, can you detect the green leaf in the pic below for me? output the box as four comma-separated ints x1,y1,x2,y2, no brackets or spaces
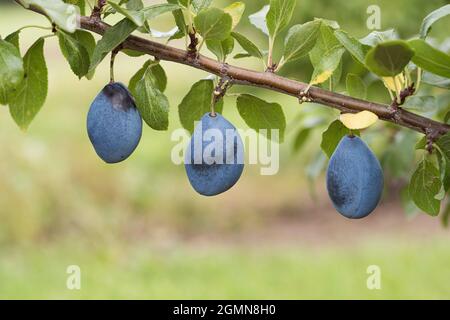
436,150,450,193
437,93,450,114
346,74,367,100
420,4,450,39
71,29,95,79
191,0,212,13
334,29,370,65
315,18,339,30
122,49,146,57
283,21,321,64
409,39,450,78
224,2,246,29
415,136,427,150
321,120,358,158
309,24,343,89
0,39,24,105
57,30,90,79
108,2,180,27
178,79,223,134
231,32,263,60
233,53,252,59
206,37,234,62
402,96,436,112
310,24,341,66
5,30,20,51
437,132,450,161
129,60,167,93
434,130,450,193
248,5,269,36
445,112,450,124
108,1,146,26
194,8,232,41
143,3,181,20
236,94,286,142
72,29,95,56
148,63,167,92
442,201,450,227
89,18,137,74
365,40,414,77
422,72,450,89
22,0,78,33
177,0,190,7
131,66,169,131
9,38,47,130
167,0,186,40
310,47,345,86
293,128,311,153
359,29,398,47
266,0,296,39
409,159,442,216
126,0,143,10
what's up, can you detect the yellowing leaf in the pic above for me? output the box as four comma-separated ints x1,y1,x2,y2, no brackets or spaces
224,2,245,29
310,70,332,85
309,47,345,86
382,74,405,92
340,111,379,130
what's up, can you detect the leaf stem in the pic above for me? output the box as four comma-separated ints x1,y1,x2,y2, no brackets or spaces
267,37,274,70
434,143,444,158
210,79,218,117
197,39,205,56
416,67,423,92
276,57,285,72
18,25,52,32
405,68,412,88
40,33,56,39
392,75,401,104
185,5,195,34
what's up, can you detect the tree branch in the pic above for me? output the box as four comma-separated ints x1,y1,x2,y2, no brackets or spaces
14,0,450,137
80,17,450,137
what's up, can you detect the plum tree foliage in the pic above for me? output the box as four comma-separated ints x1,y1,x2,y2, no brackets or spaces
1,0,450,221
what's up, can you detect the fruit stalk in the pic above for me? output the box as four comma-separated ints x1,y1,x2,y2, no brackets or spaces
109,47,121,83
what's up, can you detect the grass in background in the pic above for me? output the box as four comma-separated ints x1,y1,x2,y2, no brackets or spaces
1,238,450,299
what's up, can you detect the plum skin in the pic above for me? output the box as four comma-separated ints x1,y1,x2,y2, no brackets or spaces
185,113,244,196
326,135,384,219
87,82,142,164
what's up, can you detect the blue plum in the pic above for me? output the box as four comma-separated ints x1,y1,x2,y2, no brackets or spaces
87,82,142,163
185,113,244,196
326,135,384,219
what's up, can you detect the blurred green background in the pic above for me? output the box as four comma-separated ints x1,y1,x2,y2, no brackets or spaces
0,0,449,299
